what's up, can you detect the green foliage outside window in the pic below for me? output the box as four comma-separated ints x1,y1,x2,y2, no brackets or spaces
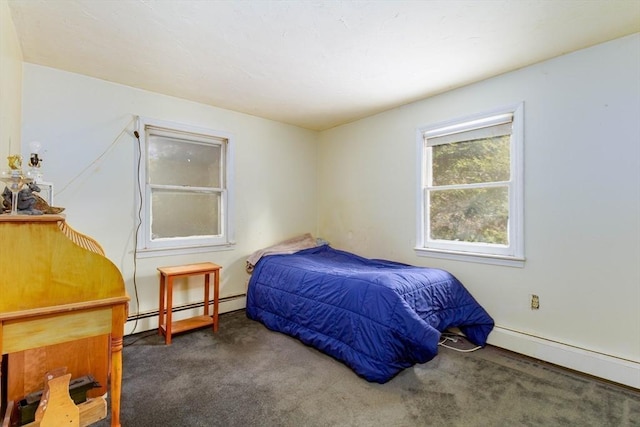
429,136,510,245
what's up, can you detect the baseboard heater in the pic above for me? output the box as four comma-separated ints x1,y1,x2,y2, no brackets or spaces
126,293,246,322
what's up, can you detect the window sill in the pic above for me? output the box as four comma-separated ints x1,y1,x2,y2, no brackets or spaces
135,243,235,259
414,247,525,268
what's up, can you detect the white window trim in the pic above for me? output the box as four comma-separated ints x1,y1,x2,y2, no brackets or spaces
135,116,235,258
415,103,524,267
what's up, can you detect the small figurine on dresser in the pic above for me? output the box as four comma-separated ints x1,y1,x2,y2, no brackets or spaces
2,182,65,215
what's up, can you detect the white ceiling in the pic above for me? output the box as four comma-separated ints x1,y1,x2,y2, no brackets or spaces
7,0,640,131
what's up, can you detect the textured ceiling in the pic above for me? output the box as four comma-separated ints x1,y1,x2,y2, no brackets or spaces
7,0,640,131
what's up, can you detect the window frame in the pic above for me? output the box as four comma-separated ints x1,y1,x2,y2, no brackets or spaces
415,103,524,267
135,116,235,258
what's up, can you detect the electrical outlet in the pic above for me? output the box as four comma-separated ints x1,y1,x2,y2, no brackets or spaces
531,294,540,310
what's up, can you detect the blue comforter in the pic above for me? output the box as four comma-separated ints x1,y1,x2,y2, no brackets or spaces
246,245,494,383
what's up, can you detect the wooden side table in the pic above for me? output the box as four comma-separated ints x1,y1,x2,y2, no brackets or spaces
157,262,222,345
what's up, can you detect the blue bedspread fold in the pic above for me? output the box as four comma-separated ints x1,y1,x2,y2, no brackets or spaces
246,245,494,383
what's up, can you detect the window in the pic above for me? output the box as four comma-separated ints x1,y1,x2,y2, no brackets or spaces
416,103,524,267
135,117,234,257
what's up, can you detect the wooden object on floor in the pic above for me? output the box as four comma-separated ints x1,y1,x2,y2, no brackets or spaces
76,399,107,427
18,370,107,427
0,397,104,427
1,401,13,427
34,373,79,427
0,215,129,427
158,262,222,345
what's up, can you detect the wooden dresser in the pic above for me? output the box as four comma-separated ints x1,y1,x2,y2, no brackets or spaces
0,215,129,426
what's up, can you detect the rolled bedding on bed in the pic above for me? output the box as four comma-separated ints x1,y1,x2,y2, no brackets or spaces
246,244,494,383
246,233,319,273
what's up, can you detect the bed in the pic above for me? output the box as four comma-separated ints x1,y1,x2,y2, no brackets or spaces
246,243,494,383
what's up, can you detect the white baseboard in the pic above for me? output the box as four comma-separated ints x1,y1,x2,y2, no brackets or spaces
488,326,640,389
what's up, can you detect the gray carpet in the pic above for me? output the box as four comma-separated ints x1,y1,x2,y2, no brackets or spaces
97,310,639,426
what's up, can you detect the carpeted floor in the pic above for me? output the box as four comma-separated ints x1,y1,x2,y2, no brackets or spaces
96,310,639,426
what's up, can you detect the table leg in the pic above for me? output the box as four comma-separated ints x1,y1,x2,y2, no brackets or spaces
158,274,165,337
213,269,219,333
204,273,210,316
110,304,126,427
166,276,174,345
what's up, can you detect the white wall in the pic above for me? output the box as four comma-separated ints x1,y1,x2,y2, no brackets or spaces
318,34,640,387
0,0,22,156
21,64,318,333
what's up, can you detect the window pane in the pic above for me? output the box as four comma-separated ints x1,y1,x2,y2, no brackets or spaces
431,135,510,186
149,136,221,187
151,190,221,239
428,186,509,245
